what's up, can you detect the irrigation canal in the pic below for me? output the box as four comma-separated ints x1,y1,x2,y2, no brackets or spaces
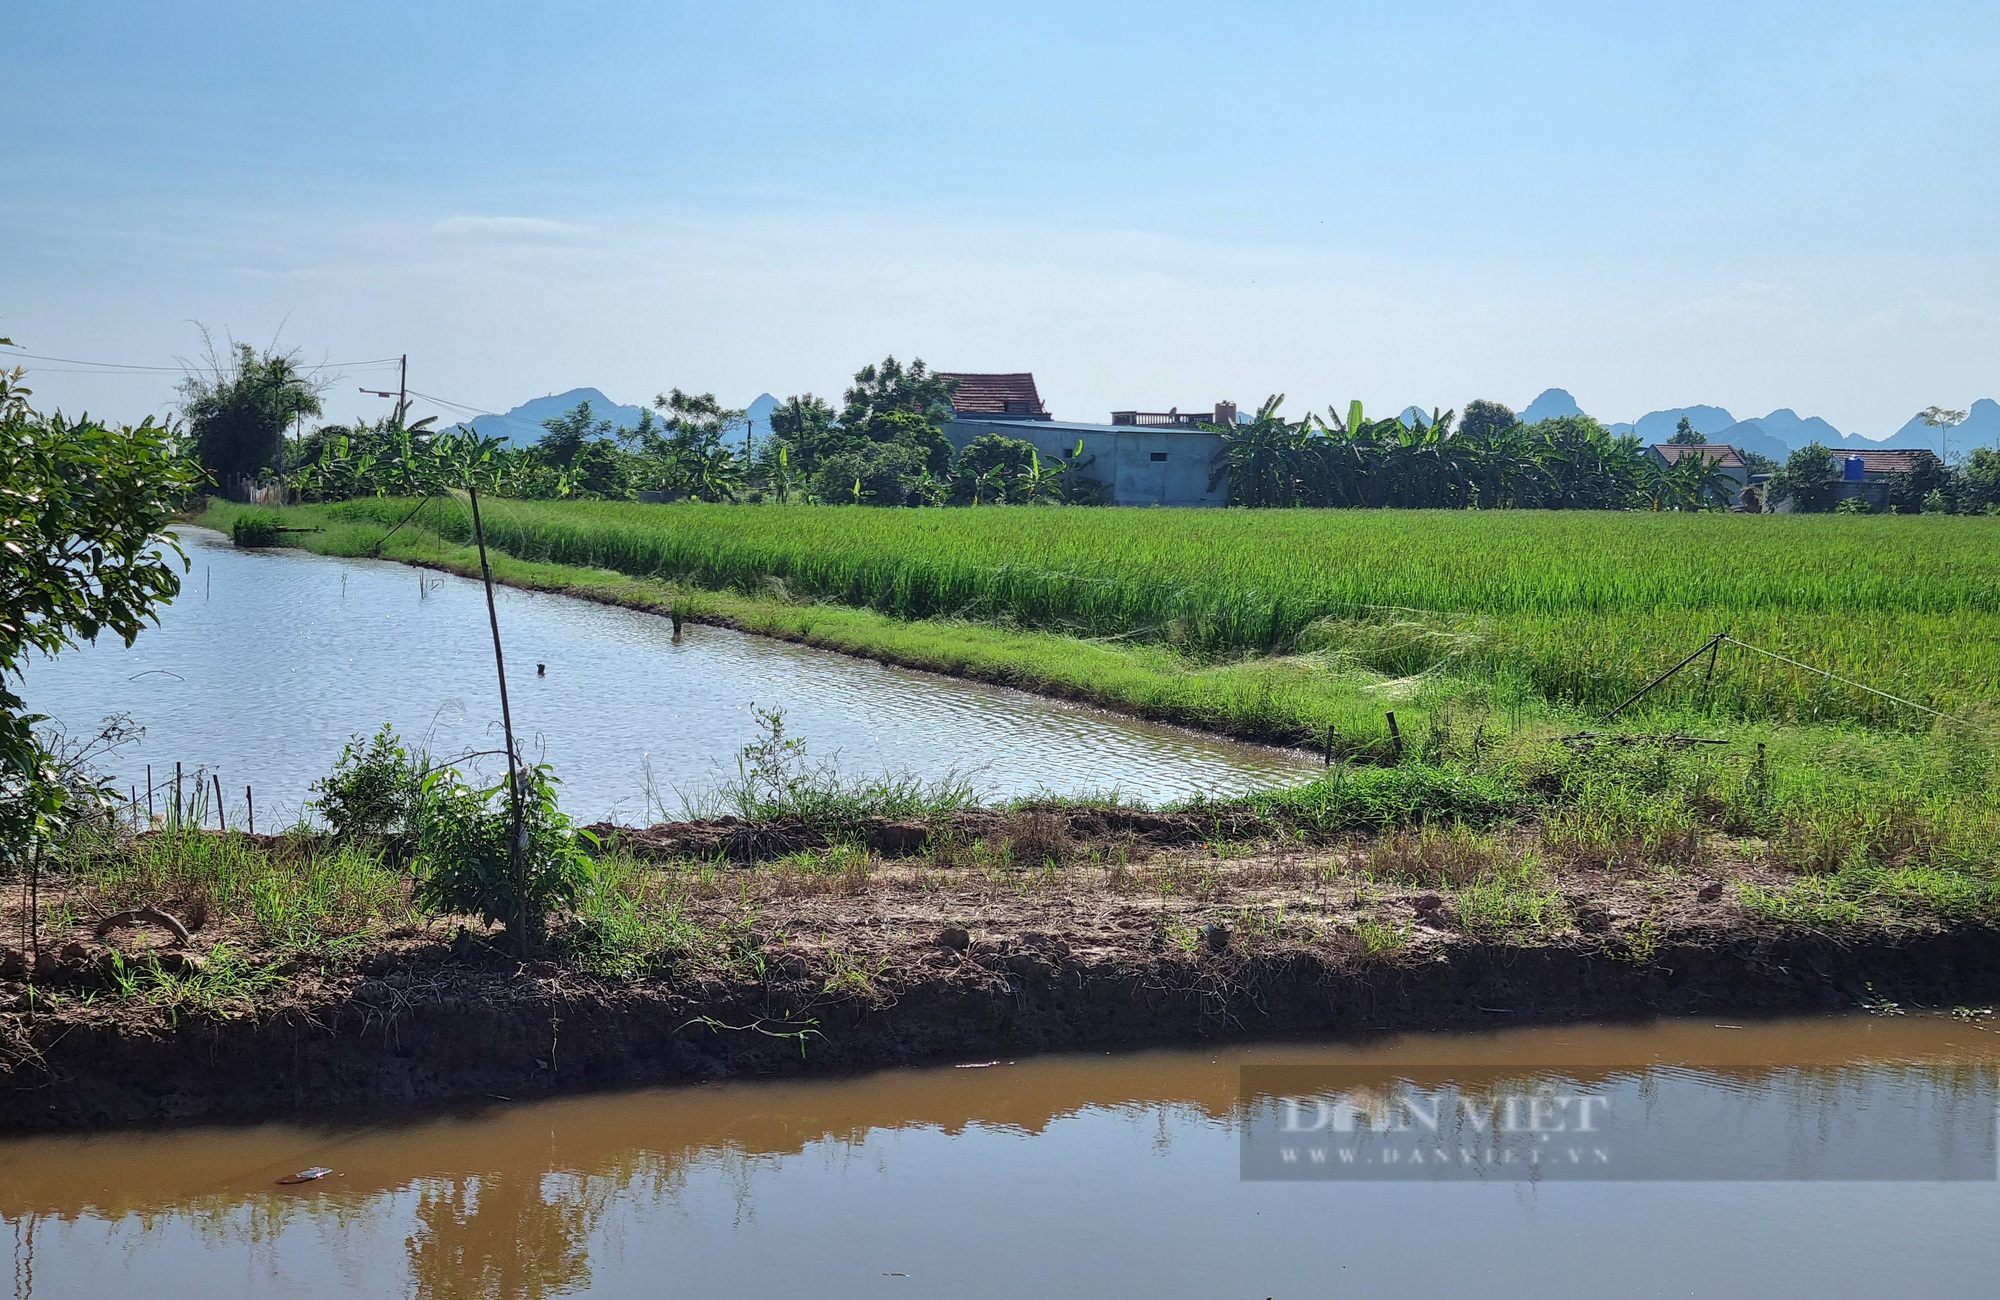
3,1015,1994,1296
20,527,1317,824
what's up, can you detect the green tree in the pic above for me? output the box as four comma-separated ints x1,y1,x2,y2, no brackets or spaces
1667,416,1707,445
1956,446,2000,514
840,356,956,476
177,336,325,484
533,401,630,498
1211,396,1312,507
765,393,842,477
1459,399,1516,443
1645,446,1737,510
813,442,926,505
641,388,747,501
0,364,195,863
413,764,595,952
1918,405,1967,461
534,400,616,468
1524,416,1644,510
1888,451,1952,514
954,433,1039,503
1773,442,1841,512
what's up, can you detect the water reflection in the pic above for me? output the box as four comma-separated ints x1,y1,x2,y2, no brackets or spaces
3,1018,1997,1297
18,529,1315,823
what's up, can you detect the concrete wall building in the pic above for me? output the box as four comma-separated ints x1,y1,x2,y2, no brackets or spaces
939,371,1231,507
1829,448,1944,512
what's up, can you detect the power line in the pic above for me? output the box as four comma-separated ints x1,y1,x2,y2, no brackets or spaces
0,346,403,374
1720,635,1981,731
406,387,496,417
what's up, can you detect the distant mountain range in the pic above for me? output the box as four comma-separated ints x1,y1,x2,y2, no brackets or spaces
457,384,1995,463
465,388,780,448
1520,388,1999,460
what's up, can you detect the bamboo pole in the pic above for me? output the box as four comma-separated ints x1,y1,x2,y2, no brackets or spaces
467,483,529,949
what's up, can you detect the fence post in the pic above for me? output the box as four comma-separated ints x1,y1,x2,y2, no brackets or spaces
1385,712,1403,761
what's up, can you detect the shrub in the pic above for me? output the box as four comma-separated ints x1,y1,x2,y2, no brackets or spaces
311,725,422,840
412,763,596,949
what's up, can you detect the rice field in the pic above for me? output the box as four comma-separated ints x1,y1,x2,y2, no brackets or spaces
317,498,2000,727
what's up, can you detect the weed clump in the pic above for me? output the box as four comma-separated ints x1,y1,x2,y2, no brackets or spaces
230,509,283,547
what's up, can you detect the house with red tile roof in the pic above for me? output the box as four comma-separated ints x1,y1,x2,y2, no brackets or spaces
939,370,1231,505
1646,442,1753,504
1826,446,1946,511
939,372,1050,421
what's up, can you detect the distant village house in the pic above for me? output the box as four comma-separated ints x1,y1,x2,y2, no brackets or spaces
1826,448,1945,512
941,372,1232,506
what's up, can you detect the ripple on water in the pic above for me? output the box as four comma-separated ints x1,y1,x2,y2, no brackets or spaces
19,528,1318,822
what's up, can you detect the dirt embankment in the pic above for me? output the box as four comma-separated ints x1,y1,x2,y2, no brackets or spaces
4,811,1998,1133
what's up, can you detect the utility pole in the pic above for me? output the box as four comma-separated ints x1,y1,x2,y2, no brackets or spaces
360,353,411,426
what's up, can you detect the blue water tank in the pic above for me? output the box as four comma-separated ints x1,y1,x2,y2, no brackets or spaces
1842,455,1866,481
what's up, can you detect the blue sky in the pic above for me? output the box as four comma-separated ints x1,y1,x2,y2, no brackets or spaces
5,0,1996,433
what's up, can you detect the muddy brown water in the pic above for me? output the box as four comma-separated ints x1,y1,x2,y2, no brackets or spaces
3,1016,1995,1297
19,528,1317,822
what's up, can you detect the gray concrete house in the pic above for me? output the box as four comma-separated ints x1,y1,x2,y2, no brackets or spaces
1828,448,1944,512
940,372,1232,506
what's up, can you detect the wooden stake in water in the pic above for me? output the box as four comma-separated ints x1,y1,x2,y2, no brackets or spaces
247,784,255,835
174,761,183,827
213,774,225,831
145,765,154,824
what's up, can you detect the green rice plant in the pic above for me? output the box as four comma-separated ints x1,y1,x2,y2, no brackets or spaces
279,496,2000,726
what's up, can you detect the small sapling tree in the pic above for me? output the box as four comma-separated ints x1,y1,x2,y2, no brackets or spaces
412,764,596,952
